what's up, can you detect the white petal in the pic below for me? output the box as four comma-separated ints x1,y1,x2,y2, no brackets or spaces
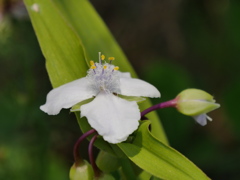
80,91,140,144
118,71,131,78
193,114,212,126
40,77,98,115
119,78,160,98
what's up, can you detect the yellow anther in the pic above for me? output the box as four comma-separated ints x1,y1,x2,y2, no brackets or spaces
91,65,96,69
103,65,107,69
90,60,95,66
114,66,119,71
108,57,115,61
101,54,105,60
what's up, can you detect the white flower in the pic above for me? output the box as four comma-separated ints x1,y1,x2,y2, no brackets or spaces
40,54,160,144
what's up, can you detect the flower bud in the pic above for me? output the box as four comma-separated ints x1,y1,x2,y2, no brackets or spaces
69,160,94,180
176,89,220,126
98,173,115,180
96,151,120,173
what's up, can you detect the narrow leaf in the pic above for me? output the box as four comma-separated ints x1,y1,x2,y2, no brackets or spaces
118,121,210,180
24,0,88,88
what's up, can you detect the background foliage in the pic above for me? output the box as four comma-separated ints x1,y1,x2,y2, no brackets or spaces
0,0,239,179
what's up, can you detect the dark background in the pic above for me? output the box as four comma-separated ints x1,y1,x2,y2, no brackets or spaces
0,0,239,179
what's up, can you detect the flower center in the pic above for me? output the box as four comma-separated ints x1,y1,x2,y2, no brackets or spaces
87,53,120,94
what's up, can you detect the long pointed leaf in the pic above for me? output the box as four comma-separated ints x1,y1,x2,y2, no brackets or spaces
118,122,210,180
24,0,88,87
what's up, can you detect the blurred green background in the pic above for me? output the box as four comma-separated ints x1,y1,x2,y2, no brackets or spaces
0,0,239,179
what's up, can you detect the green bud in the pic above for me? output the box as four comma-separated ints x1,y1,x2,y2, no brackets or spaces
176,89,220,116
69,160,94,180
96,151,120,173
98,173,115,180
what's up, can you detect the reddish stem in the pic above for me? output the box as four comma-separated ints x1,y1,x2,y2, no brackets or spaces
73,129,96,166
141,99,177,119
88,134,101,178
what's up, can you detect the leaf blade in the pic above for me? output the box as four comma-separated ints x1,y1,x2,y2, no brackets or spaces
24,0,89,88
118,122,210,180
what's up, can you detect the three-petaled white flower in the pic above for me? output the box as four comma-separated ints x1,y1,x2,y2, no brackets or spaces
40,54,160,144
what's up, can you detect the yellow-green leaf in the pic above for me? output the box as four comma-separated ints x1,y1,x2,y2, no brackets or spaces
24,0,88,88
118,121,210,180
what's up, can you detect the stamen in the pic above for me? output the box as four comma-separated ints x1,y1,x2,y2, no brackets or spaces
88,52,121,93
101,54,105,60
91,65,96,69
114,66,119,71
91,65,96,74
108,57,115,61
102,65,107,74
90,60,95,66
108,57,115,64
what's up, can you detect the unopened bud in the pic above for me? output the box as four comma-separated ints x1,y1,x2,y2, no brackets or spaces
69,161,94,180
96,151,120,173
176,89,220,126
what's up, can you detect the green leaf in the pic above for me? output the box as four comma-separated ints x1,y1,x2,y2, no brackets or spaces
119,158,137,180
118,121,210,180
24,0,89,88
118,95,146,103
70,98,94,112
137,171,152,180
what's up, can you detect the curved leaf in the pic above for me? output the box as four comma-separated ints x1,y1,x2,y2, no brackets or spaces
118,121,210,180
